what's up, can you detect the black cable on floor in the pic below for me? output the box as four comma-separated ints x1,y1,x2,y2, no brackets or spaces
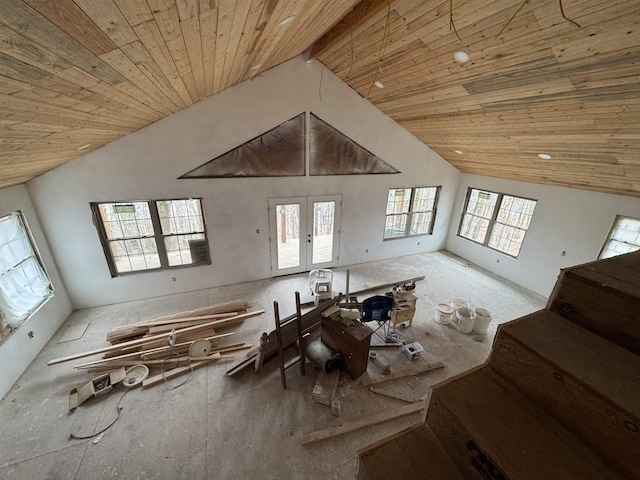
68,388,132,440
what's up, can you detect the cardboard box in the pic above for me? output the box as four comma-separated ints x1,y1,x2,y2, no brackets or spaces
69,367,126,410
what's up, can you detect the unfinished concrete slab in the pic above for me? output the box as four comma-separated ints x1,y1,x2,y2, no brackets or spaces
0,252,546,479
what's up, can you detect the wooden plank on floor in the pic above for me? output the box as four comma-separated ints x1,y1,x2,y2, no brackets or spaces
353,361,445,388
301,400,427,445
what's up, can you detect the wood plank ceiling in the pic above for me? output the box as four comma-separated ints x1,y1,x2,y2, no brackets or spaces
0,0,639,198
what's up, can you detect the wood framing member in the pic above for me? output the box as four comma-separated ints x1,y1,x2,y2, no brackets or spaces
353,361,445,388
310,0,392,58
301,400,427,445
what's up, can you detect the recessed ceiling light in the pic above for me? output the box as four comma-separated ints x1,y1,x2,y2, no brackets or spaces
250,64,262,70
538,153,552,160
455,149,464,155
278,16,295,27
454,51,469,63
77,144,92,151
374,81,384,89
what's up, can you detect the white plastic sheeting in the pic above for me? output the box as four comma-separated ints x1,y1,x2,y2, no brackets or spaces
0,212,52,327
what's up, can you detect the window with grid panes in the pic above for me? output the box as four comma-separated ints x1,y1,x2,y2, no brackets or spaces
91,198,210,277
384,187,440,240
599,215,640,259
458,188,536,258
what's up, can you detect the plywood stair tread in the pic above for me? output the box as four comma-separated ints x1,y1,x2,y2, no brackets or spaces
497,310,640,417
562,253,640,298
427,367,625,480
356,424,465,480
490,310,640,477
547,251,640,355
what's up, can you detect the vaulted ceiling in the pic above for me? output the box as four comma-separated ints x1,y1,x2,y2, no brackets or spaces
1,0,639,197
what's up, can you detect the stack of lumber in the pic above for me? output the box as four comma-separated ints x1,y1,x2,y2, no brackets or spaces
48,299,264,388
106,299,251,344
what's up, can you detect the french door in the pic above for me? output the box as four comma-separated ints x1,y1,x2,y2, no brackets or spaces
268,195,341,276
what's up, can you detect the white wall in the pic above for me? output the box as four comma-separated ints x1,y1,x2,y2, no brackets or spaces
27,56,461,309
446,174,640,297
0,185,73,400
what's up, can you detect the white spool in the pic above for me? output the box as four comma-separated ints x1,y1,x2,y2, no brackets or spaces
189,339,212,357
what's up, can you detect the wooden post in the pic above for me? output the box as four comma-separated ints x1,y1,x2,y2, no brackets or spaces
274,301,287,389
295,291,305,376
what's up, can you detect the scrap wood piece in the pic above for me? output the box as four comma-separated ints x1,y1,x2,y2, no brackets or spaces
138,332,234,358
225,353,258,377
137,353,236,366
142,360,207,389
106,298,249,343
301,400,427,445
73,337,247,369
353,362,444,388
226,295,342,376
107,313,239,343
146,316,235,334
369,385,429,403
138,312,239,329
78,353,235,372
48,310,264,366
142,353,235,388
137,299,250,325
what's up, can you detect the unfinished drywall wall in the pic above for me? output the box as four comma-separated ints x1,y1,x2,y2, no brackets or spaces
446,174,640,298
0,185,73,400
27,56,460,309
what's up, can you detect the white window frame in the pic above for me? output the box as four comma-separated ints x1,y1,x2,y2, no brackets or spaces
458,188,537,258
0,210,54,336
384,186,440,240
599,215,640,259
91,198,211,277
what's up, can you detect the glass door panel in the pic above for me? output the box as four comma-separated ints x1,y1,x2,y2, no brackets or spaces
308,195,341,270
275,203,301,270
269,195,341,276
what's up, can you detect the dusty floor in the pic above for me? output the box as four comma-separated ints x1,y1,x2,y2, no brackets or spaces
0,251,546,480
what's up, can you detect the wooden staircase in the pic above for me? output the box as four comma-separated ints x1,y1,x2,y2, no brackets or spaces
356,251,640,480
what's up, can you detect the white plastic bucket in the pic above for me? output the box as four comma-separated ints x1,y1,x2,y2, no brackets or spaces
435,303,454,324
451,298,468,311
473,308,492,335
456,307,475,334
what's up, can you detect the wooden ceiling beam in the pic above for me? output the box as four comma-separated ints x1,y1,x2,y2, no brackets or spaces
310,0,392,58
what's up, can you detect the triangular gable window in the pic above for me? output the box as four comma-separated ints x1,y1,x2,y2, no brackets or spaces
309,113,400,176
180,113,305,178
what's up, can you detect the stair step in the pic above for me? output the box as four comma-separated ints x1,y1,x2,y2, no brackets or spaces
489,310,640,478
547,250,640,355
427,367,625,480
356,423,465,480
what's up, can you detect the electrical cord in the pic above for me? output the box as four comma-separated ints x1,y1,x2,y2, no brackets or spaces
161,352,193,389
69,388,132,440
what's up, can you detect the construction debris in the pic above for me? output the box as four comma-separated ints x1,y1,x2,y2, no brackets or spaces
225,296,342,377
50,299,262,393
69,367,126,410
353,361,445,388
301,400,428,445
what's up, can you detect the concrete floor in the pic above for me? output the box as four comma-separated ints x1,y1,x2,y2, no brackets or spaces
0,251,546,480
